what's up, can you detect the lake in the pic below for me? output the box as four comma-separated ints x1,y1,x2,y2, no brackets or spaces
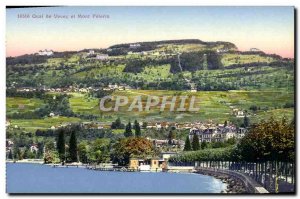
6,163,226,193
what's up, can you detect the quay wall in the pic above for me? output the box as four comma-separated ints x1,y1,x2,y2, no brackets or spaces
195,167,269,194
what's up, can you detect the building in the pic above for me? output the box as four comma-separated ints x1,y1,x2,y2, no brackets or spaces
6,139,14,148
37,49,54,56
161,152,178,161
250,48,261,52
129,43,141,48
50,126,56,130
95,54,109,60
151,139,169,148
236,111,245,118
129,158,167,171
189,125,242,143
30,144,39,153
87,50,95,56
217,48,229,53
237,127,247,138
119,84,132,90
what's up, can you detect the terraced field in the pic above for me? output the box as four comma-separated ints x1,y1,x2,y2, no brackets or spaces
69,92,100,115
6,97,43,115
68,89,294,123
9,116,83,132
221,53,277,67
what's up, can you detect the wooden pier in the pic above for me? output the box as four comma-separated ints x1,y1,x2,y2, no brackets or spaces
52,164,87,168
86,165,136,172
51,164,137,172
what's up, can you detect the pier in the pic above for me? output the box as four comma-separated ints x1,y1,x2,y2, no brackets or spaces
86,165,136,172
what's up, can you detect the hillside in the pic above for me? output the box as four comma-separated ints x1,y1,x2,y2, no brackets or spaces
6,39,293,92
6,39,294,131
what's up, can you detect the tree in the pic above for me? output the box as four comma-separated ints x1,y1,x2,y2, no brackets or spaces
224,120,228,127
68,131,78,162
124,122,133,137
13,146,22,160
201,141,208,149
78,141,89,163
226,137,236,145
52,71,57,77
134,120,141,137
249,105,258,112
36,142,44,159
243,115,250,127
89,139,110,164
45,140,55,151
8,149,13,159
44,151,60,164
184,136,192,151
142,121,148,129
170,147,234,163
111,117,124,129
237,117,294,162
168,131,176,145
112,137,154,165
192,134,200,151
24,148,35,159
56,129,65,162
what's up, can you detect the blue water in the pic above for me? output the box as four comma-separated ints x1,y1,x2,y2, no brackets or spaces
6,163,226,193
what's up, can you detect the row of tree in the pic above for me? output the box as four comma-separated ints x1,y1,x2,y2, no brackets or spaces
55,129,78,163
124,120,141,137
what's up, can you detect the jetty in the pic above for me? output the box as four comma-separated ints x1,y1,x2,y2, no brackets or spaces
86,165,136,172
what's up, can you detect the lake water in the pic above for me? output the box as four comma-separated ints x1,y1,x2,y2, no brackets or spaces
6,163,226,193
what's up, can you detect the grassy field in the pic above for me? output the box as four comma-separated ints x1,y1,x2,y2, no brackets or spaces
157,44,206,53
6,97,44,115
69,92,100,116
221,53,277,67
66,89,294,124
253,108,294,123
9,116,83,132
72,65,126,79
134,64,171,81
6,89,294,132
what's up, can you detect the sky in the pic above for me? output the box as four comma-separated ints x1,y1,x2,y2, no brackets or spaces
6,6,294,58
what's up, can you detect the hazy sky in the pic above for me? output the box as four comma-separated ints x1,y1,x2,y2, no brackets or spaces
6,6,294,58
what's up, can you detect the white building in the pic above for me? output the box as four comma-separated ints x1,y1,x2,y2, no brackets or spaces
129,43,141,48
189,125,241,143
38,49,54,56
236,111,245,118
87,50,95,56
250,48,261,52
96,54,109,60
217,48,229,53
30,145,39,153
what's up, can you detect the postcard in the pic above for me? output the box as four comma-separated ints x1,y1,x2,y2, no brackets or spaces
5,6,295,194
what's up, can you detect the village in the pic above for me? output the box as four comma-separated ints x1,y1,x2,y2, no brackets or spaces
6,118,248,170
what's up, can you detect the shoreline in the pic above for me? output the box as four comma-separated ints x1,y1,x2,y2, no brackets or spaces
194,170,247,193
6,159,44,164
